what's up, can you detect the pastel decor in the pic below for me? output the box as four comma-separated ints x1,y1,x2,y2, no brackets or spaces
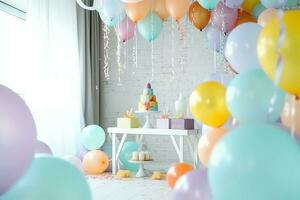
257,10,300,95
120,141,139,172
35,140,53,155
166,163,194,188
137,12,163,42
197,0,220,10
2,155,91,200
171,119,194,130
125,0,151,22
80,125,106,150
281,96,300,137
165,0,190,20
156,119,171,129
260,0,287,8
117,110,139,128
208,124,300,200
83,150,109,174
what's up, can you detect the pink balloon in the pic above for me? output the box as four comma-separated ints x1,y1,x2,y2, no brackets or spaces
115,16,136,43
211,2,238,33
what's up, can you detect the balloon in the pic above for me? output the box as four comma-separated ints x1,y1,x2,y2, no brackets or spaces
252,3,266,18
205,24,226,52
198,128,227,167
197,0,220,10
0,85,36,195
261,0,287,8
211,2,238,33
235,11,257,26
83,150,109,174
101,0,125,24
166,163,193,188
125,0,151,22
80,125,106,151
76,145,89,161
173,169,213,200
225,23,262,73
100,10,125,27
35,140,52,155
120,141,139,172
257,8,278,27
120,0,143,3
190,81,230,127
241,0,260,13
63,155,83,171
2,156,91,200
226,68,285,123
281,96,300,137
208,123,300,200
221,0,243,8
188,2,211,30
151,0,169,21
204,72,232,87
257,10,300,95
115,16,136,43
137,12,163,42
165,0,190,20
285,0,299,8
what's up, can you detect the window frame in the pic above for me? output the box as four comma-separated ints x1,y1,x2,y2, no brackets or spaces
0,0,26,20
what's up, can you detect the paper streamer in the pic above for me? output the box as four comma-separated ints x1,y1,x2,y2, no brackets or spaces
103,24,110,80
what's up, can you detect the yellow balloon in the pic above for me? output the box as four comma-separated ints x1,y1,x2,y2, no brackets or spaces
241,0,259,13
257,10,300,95
189,81,230,127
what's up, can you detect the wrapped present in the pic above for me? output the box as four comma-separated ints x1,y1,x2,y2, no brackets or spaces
156,112,171,129
117,109,139,128
171,118,194,130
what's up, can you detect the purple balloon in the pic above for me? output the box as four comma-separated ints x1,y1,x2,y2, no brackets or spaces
212,2,238,33
0,85,36,194
173,169,213,200
115,16,136,43
76,145,89,161
35,140,53,155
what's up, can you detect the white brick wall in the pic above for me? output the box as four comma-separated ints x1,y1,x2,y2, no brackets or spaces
100,18,225,170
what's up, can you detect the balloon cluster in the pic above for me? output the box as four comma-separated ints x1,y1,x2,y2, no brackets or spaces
0,85,92,200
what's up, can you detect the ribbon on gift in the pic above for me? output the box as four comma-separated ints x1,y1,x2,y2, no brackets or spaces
123,108,136,119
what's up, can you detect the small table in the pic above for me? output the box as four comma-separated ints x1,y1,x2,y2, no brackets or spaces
128,160,153,178
108,127,200,175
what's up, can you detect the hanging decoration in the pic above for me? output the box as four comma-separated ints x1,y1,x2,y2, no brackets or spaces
197,0,220,10
165,0,190,21
115,16,136,43
188,1,211,30
125,0,151,22
103,24,110,79
137,12,163,42
151,0,169,21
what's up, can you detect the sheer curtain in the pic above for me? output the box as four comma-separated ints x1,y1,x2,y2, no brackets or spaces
24,0,84,156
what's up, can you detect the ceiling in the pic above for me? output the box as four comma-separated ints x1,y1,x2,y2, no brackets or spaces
2,0,27,12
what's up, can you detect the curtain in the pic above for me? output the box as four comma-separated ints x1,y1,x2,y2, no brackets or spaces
25,0,84,156
77,0,102,126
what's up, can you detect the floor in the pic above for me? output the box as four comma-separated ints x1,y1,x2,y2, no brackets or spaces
87,174,172,200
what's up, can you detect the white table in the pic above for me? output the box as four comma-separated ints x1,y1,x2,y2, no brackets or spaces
107,127,200,175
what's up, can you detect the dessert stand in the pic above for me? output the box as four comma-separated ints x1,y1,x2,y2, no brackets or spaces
128,159,153,178
135,111,160,129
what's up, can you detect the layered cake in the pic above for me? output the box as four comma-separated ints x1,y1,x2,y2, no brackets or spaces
138,83,158,111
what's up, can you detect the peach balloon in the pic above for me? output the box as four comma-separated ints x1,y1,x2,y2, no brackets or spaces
236,10,257,26
166,0,190,21
198,128,228,167
125,0,151,22
151,0,169,21
166,162,193,188
281,96,300,137
83,150,109,174
258,8,278,27
189,1,211,30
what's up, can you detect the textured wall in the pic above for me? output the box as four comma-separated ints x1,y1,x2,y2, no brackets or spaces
100,18,226,170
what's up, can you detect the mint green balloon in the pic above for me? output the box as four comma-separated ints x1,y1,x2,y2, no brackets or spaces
208,123,300,200
285,0,298,8
2,156,91,200
119,141,139,172
226,68,285,124
100,10,125,27
197,0,221,10
137,12,162,42
252,3,266,18
80,125,106,150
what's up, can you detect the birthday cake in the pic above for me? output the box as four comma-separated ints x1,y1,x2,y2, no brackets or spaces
138,83,158,111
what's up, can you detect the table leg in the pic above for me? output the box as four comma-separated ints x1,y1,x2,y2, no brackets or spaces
112,133,117,175
179,136,184,162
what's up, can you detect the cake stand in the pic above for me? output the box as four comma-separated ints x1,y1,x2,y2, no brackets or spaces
128,160,153,178
135,111,160,129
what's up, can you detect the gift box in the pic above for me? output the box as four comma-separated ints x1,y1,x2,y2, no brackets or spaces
117,109,139,128
171,118,194,130
156,118,171,129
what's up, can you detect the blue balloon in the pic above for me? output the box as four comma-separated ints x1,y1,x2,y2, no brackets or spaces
208,123,300,200
100,10,125,27
197,0,221,10
101,0,124,23
285,0,299,8
260,0,287,8
80,125,106,150
119,141,139,172
252,3,266,18
226,68,285,124
137,12,163,42
2,155,91,200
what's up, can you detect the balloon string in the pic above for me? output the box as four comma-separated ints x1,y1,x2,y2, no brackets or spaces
151,12,154,82
117,40,123,86
132,28,137,75
103,24,110,80
171,19,175,81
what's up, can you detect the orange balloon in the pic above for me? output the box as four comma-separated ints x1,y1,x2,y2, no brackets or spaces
189,1,211,30
241,0,259,13
258,8,278,27
83,150,109,174
236,10,257,26
125,0,151,22
165,0,190,21
166,162,193,188
198,128,228,167
281,96,300,137
151,0,169,21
